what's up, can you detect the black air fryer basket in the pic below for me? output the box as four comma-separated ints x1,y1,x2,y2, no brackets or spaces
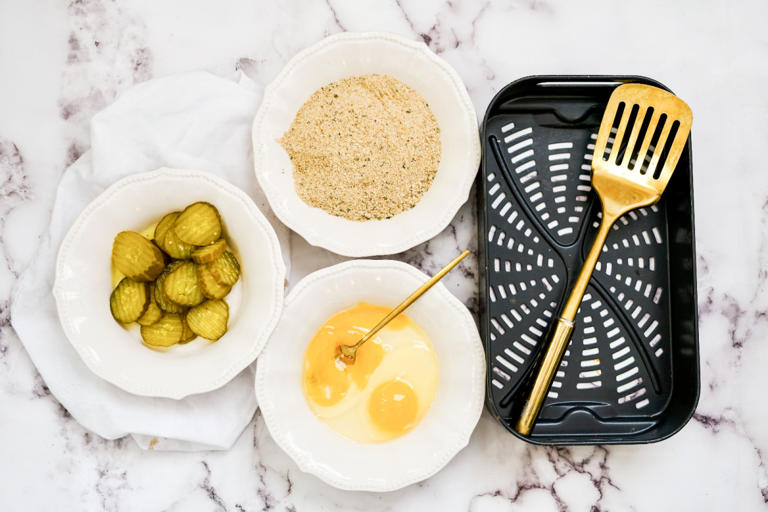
477,75,699,444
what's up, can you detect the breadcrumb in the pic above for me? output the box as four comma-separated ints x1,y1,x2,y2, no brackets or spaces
279,74,441,221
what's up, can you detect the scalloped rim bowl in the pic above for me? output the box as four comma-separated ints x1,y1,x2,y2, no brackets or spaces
53,168,286,399
252,32,481,257
255,259,485,491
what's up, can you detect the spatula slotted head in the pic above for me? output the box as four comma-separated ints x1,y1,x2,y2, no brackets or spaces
592,84,692,207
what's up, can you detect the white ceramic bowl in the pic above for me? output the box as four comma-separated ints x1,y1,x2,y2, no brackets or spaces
252,32,481,257
53,168,286,399
255,260,485,491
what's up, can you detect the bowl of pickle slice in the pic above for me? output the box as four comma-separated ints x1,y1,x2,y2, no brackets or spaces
110,202,241,348
54,168,286,399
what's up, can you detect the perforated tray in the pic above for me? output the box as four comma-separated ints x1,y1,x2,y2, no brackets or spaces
477,76,699,444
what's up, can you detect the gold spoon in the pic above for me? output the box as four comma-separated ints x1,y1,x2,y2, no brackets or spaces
515,84,693,436
337,250,470,363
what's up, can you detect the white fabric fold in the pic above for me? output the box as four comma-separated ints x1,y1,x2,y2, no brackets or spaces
11,71,289,450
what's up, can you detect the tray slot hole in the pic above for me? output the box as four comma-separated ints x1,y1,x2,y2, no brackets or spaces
515,160,535,174
504,126,531,142
492,366,511,381
513,341,531,356
616,366,639,382
613,346,631,360
609,336,625,349
619,387,647,404
495,355,518,373
500,121,516,133
617,377,642,394
504,348,525,365
488,224,497,242
491,192,506,209
615,356,635,371
508,138,533,154
511,149,534,164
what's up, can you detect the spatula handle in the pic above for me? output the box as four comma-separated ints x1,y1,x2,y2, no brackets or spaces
516,213,617,436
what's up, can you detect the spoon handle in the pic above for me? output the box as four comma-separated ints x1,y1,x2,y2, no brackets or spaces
352,250,470,350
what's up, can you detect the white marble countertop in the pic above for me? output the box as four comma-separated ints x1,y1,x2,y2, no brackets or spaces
1,0,767,510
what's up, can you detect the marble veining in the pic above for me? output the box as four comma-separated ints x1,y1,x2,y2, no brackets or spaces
0,138,30,282
1,0,767,510
60,0,152,164
469,445,618,511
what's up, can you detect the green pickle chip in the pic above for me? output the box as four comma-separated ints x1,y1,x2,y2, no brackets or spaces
192,239,227,264
173,202,222,246
137,284,163,326
110,202,238,349
110,278,149,324
163,261,205,306
112,231,164,282
154,262,187,313
206,251,240,287
198,263,232,299
186,299,229,341
140,313,184,347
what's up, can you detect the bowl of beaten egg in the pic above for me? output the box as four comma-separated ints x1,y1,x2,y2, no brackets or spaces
255,260,485,491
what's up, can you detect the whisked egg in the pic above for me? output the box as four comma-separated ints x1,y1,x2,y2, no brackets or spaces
302,302,438,443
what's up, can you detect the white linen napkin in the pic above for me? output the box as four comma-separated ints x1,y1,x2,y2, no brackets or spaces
10,71,290,451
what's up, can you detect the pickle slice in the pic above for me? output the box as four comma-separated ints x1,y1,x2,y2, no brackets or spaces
173,202,222,246
137,284,163,326
163,261,205,306
197,263,232,299
192,239,227,264
153,211,180,243
179,315,197,344
140,313,183,347
155,262,187,313
206,251,240,286
110,278,149,324
160,227,196,260
186,299,229,341
112,231,165,282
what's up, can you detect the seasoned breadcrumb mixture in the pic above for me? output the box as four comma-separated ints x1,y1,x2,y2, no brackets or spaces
279,74,441,221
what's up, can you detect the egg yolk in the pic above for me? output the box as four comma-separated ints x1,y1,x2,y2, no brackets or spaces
303,303,409,407
368,379,418,434
302,302,437,443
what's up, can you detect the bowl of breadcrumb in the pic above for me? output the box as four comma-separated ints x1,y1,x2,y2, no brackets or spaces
252,32,480,257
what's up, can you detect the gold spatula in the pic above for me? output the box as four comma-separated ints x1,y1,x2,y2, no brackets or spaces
515,84,692,436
